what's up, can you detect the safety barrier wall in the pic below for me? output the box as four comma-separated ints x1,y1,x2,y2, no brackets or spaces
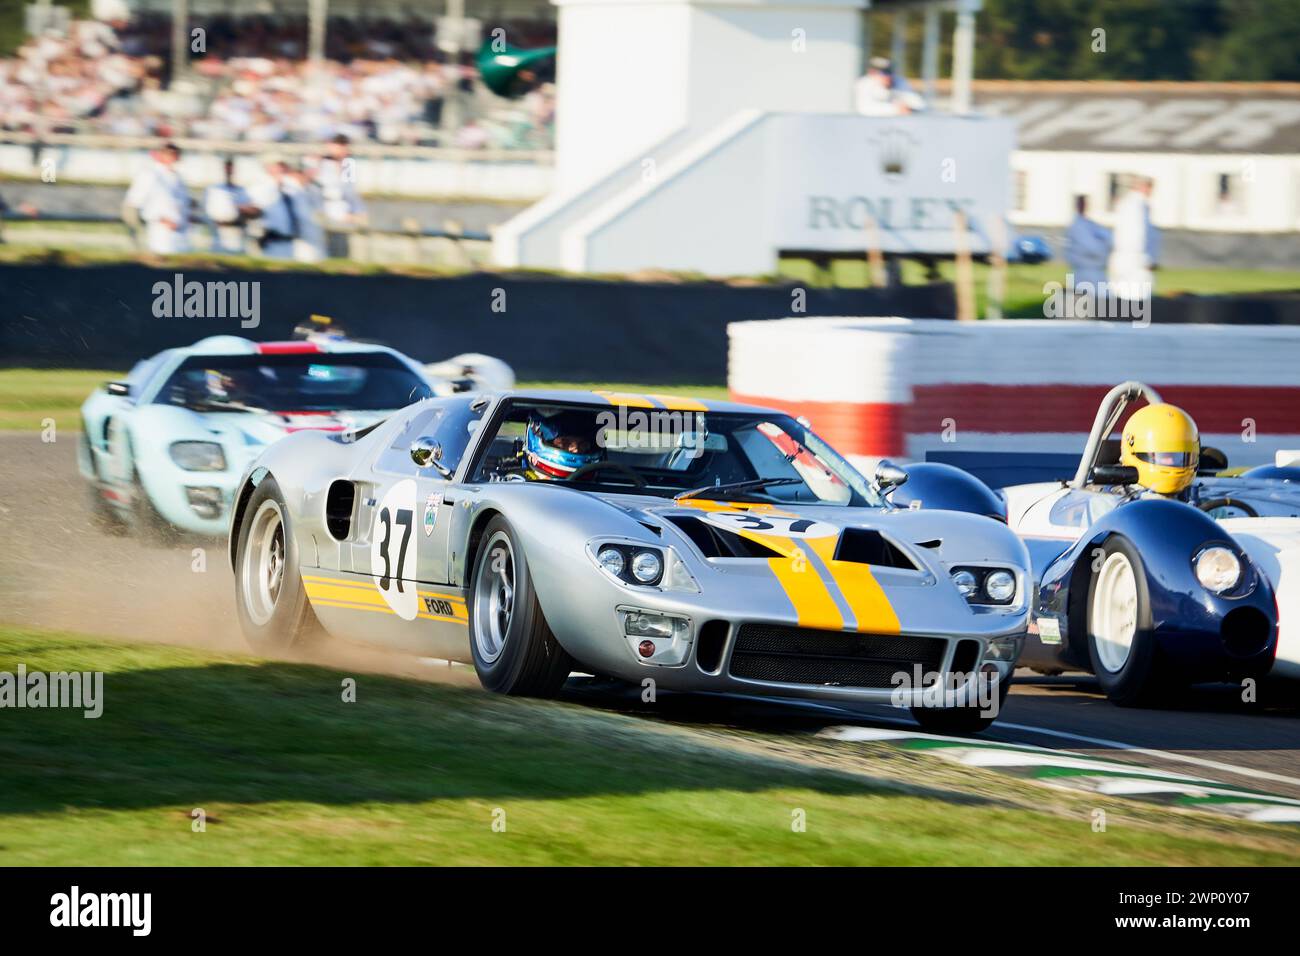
728,317,1300,470
0,264,954,383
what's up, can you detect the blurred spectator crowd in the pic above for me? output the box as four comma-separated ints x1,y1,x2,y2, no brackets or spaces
0,17,556,149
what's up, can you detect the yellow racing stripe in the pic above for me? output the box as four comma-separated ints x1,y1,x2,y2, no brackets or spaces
804,536,902,634
646,394,709,412
766,553,843,630
302,574,468,624
591,390,656,408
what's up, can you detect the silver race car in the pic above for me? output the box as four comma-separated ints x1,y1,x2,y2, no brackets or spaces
229,390,1031,732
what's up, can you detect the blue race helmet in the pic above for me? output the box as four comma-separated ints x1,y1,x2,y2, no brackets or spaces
525,409,603,479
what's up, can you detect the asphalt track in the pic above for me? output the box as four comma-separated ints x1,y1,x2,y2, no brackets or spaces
3,432,1298,799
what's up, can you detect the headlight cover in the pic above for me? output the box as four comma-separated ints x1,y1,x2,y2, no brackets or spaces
169,441,226,472
1195,545,1241,594
950,565,1018,606
588,540,699,592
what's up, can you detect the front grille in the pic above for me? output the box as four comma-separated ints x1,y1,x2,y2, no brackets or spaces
728,623,946,689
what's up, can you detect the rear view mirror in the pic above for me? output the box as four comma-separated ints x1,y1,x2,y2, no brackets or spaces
674,431,728,453
1091,464,1140,486
1199,446,1228,474
874,460,909,496
106,381,130,397
410,437,453,478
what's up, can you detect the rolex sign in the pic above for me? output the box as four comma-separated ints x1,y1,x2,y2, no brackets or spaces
772,114,1016,256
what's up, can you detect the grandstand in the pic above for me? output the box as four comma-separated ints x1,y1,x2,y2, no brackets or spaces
2,3,556,147
1,0,1297,270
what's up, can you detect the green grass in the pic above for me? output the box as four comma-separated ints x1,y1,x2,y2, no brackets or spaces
517,381,729,399
1,626,1296,865
0,367,122,432
0,370,730,433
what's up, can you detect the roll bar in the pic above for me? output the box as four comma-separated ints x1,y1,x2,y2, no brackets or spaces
1070,381,1163,488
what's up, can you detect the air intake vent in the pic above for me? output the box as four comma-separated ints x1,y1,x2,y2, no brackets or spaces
835,529,918,570
666,515,785,559
325,480,356,540
696,620,730,674
729,624,946,689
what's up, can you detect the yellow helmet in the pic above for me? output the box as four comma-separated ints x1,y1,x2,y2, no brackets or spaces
1120,403,1199,495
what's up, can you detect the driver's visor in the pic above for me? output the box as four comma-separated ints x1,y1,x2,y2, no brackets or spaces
1135,451,1195,467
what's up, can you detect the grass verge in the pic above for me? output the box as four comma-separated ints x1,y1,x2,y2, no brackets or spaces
0,370,729,433
1,626,1296,865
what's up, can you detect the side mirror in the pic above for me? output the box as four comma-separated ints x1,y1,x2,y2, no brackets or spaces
874,459,909,496
1199,446,1228,474
1091,464,1140,486
106,381,130,397
410,437,452,478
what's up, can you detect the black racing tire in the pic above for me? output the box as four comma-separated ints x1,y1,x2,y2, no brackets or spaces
910,677,1011,735
1085,536,1170,706
129,472,179,543
233,477,320,653
120,431,179,543
467,515,574,697
80,431,129,535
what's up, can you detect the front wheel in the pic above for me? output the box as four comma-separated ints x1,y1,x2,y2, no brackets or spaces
910,678,1010,735
234,477,320,652
1086,536,1167,706
468,515,573,697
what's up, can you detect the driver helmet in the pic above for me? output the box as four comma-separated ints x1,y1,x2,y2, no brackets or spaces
524,408,603,480
1121,402,1199,495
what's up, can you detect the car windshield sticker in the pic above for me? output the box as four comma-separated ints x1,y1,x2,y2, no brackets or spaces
423,492,441,536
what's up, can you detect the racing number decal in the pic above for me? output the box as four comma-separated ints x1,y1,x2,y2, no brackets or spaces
376,507,413,592
701,512,837,539
370,478,419,620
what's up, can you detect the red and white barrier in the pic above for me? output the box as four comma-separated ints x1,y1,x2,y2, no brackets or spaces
728,318,1300,471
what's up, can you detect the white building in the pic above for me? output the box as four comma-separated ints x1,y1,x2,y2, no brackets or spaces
978,81,1300,266
494,0,1003,275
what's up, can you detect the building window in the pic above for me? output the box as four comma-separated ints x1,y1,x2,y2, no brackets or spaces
1212,171,1246,217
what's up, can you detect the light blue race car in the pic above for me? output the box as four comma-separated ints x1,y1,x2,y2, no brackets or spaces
79,335,451,536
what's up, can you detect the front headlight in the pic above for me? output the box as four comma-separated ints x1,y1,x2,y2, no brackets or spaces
169,441,226,472
631,549,663,583
985,570,1016,603
950,566,1018,606
1195,546,1241,594
589,541,700,592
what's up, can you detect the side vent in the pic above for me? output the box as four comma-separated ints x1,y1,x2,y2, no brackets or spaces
325,480,356,540
696,620,730,674
666,515,785,559
835,529,919,570
951,639,980,675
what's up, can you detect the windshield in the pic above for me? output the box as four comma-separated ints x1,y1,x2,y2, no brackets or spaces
154,352,433,413
471,400,881,507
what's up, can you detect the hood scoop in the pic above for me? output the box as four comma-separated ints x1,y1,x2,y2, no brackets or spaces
835,529,920,570
665,515,785,559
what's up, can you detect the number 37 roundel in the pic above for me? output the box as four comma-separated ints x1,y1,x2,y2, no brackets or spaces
370,478,419,620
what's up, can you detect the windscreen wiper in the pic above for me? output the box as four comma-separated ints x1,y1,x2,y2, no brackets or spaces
674,477,803,502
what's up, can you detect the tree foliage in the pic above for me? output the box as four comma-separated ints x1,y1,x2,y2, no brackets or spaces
974,0,1297,81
